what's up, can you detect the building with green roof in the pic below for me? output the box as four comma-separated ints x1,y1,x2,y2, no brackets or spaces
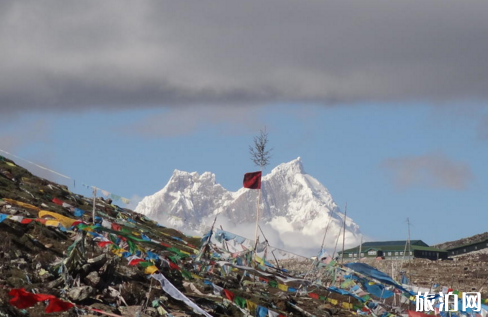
338,240,448,260
446,238,488,256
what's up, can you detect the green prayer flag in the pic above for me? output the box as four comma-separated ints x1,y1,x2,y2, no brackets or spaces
268,280,278,288
127,239,137,254
181,270,192,280
234,296,246,308
168,255,180,263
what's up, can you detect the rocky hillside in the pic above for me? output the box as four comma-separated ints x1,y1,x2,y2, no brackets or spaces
434,232,488,251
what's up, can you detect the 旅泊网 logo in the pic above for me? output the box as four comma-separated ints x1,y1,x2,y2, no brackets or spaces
416,292,481,313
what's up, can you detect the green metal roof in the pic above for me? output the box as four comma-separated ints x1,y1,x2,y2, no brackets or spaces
340,242,446,254
362,240,428,247
446,238,488,251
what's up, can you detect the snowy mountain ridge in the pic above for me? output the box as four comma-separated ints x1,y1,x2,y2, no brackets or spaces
135,158,362,254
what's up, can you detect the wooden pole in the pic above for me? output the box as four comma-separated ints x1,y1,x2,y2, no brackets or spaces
254,172,262,245
92,187,97,225
258,225,281,270
253,167,263,267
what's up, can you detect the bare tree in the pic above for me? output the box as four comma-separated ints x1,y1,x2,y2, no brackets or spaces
249,128,272,169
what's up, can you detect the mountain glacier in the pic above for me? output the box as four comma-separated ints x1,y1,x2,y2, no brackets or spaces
135,158,362,255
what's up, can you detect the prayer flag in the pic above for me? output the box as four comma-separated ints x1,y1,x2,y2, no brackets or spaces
45,298,75,313
97,241,113,248
223,289,235,302
129,258,145,266
408,311,433,317
52,198,63,206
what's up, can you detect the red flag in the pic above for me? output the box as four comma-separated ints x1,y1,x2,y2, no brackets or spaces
9,288,55,309
97,241,113,248
45,297,75,313
408,311,433,317
129,258,145,266
52,198,63,206
243,171,262,189
169,261,180,270
223,289,235,301
111,223,121,231
308,292,319,299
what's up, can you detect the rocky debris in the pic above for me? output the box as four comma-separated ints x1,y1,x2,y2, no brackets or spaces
84,271,100,287
68,285,94,301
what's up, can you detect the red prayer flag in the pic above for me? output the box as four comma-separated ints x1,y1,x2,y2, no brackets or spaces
9,288,55,309
52,198,63,206
45,297,75,313
408,311,433,317
97,241,113,248
223,289,235,301
169,261,180,270
111,223,121,231
243,171,262,189
129,259,145,266
20,219,33,224
308,292,319,299
72,220,83,227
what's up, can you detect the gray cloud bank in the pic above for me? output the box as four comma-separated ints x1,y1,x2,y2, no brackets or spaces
382,153,474,190
2,0,488,111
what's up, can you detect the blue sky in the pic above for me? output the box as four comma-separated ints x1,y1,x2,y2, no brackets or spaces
2,103,487,246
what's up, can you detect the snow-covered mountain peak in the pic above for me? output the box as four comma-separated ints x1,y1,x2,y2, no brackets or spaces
268,157,304,176
168,169,217,187
136,158,362,255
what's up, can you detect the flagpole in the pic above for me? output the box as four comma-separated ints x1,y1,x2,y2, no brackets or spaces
253,167,262,264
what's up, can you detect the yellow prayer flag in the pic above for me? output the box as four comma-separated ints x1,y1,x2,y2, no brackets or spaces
255,255,265,266
2,198,40,211
330,299,338,305
277,284,288,291
45,220,60,227
144,265,159,275
39,210,77,229
247,301,257,314
180,250,191,255
191,273,203,280
112,248,127,257
6,162,16,167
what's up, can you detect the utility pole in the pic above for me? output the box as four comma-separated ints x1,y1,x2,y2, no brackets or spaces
401,218,412,271
341,203,347,264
